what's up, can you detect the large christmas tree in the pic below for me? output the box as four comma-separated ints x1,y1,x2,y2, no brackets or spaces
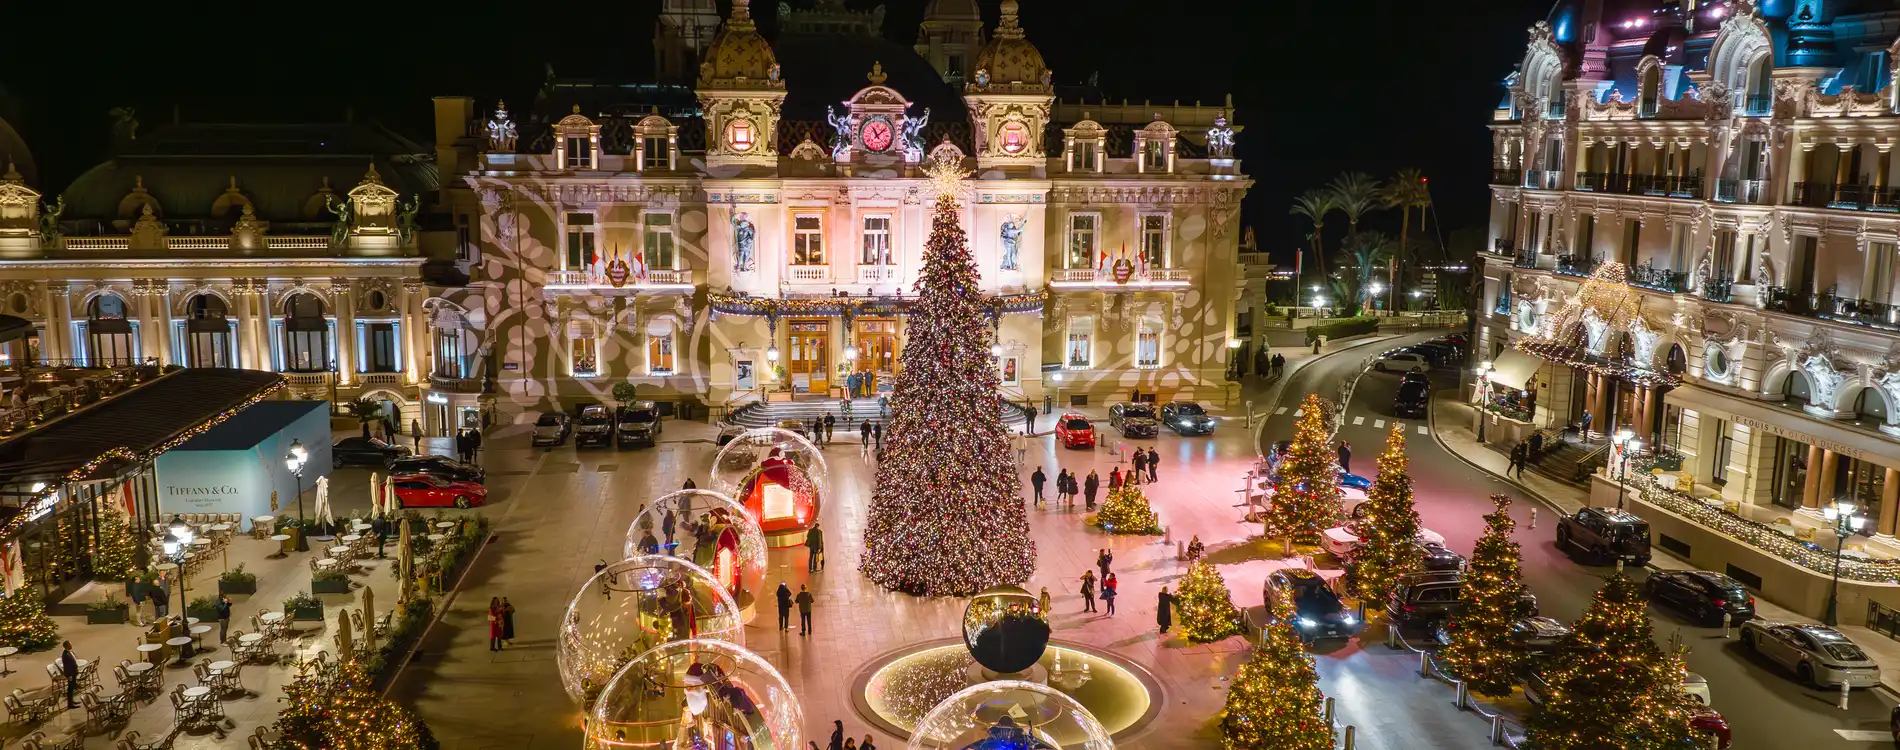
89,508,141,582
1439,494,1528,697
859,157,1035,596
0,587,60,652
1095,483,1162,535
1525,574,1699,749
1267,394,1343,545
1219,601,1335,749
271,656,439,750
1177,560,1243,643
1346,425,1419,605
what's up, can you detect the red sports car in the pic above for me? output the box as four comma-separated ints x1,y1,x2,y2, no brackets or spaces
1688,705,1730,749
1055,413,1096,449
388,473,487,509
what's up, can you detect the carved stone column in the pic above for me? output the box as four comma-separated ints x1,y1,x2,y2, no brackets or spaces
42,286,67,362
331,279,355,386
1804,445,1827,508
401,281,423,385
1877,467,1900,536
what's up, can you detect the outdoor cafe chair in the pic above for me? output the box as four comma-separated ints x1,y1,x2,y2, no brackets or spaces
117,730,179,750
21,730,85,750
6,688,55,725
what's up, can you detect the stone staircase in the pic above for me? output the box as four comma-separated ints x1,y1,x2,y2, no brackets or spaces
1526,434,1603,486
724,396,1028,430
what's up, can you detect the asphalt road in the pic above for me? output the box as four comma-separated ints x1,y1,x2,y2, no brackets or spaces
1255,332,1898,749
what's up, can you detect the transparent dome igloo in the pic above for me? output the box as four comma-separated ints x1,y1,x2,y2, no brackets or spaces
557,555,745,707
908,680,1115,750
626,489,768,622
589,638,802,749
710,427,828,547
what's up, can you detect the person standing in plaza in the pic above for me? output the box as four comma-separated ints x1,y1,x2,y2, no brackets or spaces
1061,469,1076,507
60,641,78,708
1146,447,1159,482
488,597,505,651
1509,442,1529,479
1131,450,1147,482
469,428,483,463
1039,586,1052,615
1157,586,1176,634
215,593,233,643
824,413,836,444
501,597,517,645
1108,466,1122,490
411,418,422,452
860,735,877,750
1529,430,1545,463
1096,549,1113,581
1012,431,1028,466
1524,383,1538,420
662,508,677,547
796,585,815,635
149,576,169,619
1084,470,1100,510
1101,579,1118,616
127,575,146,627
1078,571,1097,613
776,582,793,630
1030,466,1046,508
860,421,872,457
1337,440,1352,473
872,422,883,453
1579,410,1594,442
829,722,845,750
806,522,825,572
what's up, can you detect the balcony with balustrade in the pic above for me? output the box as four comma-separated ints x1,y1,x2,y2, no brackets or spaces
1700,277,1734,303
1492,168,1520,186
1715,178,1768,204
1791,182,1900,213
1555,254,1598,278
1625,261,1688,293
1523,170,1560,190
1046,266,1193,289
1764,285,1900,332
542,267,696,297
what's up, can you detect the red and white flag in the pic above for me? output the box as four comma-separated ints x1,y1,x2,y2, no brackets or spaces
634,251,649,281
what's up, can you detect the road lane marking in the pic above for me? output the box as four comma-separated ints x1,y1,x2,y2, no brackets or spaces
1417,425,1429,435
1294,409,1303,417
1835,730,1889,741
1374,419,1386,428
1275,407,1288,415
1352,416,1364,425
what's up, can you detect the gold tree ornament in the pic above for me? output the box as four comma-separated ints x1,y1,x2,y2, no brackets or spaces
923,155,970,201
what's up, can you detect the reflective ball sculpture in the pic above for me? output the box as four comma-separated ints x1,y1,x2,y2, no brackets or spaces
711,427,829,547
590,638,803,749
557,555,745,707
962,584,1051,675
908,680,1115,750
626,489,768,622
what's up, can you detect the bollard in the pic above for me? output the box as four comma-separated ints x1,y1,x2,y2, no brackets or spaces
1387,623,1400,649
1839,681,1851,711
1323,697,1335,726
1529,507,1537,529
1419,649,1432,678
1491,715,1506,745
1177,540,1186,560
1342,726,1356,750
1615,559,1624,574
1455,681,1470,710
1721,612,1732,639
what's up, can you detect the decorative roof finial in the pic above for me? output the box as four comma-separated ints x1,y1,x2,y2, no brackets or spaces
731,0,751,21
867,61,888,86
1,160,19,184
997,0,1023,38
923,152,970,201
572,104,582,115
361,162,383,185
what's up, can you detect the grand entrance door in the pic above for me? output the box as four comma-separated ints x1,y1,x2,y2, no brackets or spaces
857,319,900,382
787,320,830,394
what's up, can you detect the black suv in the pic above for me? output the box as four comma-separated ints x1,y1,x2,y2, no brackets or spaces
1387,571,1538,629
1395,373,1430,418
1264,569,1358,641
616,401,663,448
1556,507,1652,566
1646,570,1756,626
1159,401,1215,436
1107,403,1158,437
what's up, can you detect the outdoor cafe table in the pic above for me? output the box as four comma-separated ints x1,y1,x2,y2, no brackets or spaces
253,515,275,533
208,660,235,676
435,521,456,531
124,662,154,676
165,637,193,663
209,523,232,534
0,645,16,676
136,643,164,665
258,612,284,625
328,546,352,557
270,534,293,557
237,634,265,646
426,534,446,542
316,558,338,569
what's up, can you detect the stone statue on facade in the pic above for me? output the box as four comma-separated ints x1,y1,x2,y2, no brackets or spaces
732,212,757,272
999,214,1025,271
398,195,420,246
1207,113,1236,158
826,106,853,160
901,107,930,162
326,194,353,249
38,195,62,244
486,100,518,153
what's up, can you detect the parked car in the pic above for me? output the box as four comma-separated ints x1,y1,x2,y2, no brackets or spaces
1372,352,1431,374
717,423,747,446
1645,570,1756,626
1417,542,1467,573
1322,524,1445,560
575,405,615,448
1387,570,1538,629
531,412,573,447
1056,414,1097,449
1108,403,1159,437
387,473,487,509
1263,569,1358,641
1159,401,1216,436
332,436,409,469
1689,705,1732,749
616,401,663,448
389,455,485,484
1435,615,1570,657
1682,671,1711,705
1555,507,1652,566
1738,621,1880,689
1396,346,1451,368
1395,375,1430,418
1339,470,1372,490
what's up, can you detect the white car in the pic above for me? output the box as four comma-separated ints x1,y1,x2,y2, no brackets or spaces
1258,485,1373,518
1738,621,1880,689
1682,671,1710,705
1373,352,1431,373
1321,525,1445,559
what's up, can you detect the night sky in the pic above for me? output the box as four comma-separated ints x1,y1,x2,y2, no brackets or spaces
1,0,1551,262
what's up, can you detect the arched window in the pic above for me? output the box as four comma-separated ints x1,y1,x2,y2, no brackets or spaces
1784,370,1813,403
1639,66,1662,118
84,294,135,367
280,293,330,373
1744,54,1773,115
184,295,233,368
1856,388,1890,424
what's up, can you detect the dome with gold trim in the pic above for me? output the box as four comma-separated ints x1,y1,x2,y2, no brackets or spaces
968,0,1050,94
698,0,785,91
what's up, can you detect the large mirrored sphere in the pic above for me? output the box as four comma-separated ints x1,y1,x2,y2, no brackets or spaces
711,427,828,546
590,638,803,750
557,555,744,707
908,680,1115,750
962,584,1050,674
627,489,769,619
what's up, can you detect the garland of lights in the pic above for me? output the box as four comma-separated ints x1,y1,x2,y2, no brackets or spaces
1634,475,1900,582
708,290,1048,320
1512,260,1684,389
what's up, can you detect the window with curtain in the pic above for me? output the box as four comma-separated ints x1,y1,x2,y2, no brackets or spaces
862,216,892,265
1068,214,1097,269
1140,214,1167,268
1066,318,1093,367
1072,141,1097,172
183,294,232,368
281,293,329,373
644,213,677,270
648,327,676,375
360,322,399,373
565,136,591,168
793,215,825,266
571,331,598,377
566,213,596,270
1136,320,1162,368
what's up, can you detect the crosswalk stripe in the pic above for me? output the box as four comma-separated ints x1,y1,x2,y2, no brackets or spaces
1395,423,1406,432
1294,409,1303,417
1417,425,1429,435
1373,419,1386,428
1352,416,1364,425
1835,730,1889,741
1275,407,1288,415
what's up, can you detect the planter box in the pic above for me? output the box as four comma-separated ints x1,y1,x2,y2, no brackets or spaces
85,608,128,625
310,578,352,595
218,579,257,596
291,603,326,622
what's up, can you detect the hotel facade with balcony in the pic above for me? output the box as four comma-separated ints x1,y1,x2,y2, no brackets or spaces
429,0,1252,419
1482,0,1900,621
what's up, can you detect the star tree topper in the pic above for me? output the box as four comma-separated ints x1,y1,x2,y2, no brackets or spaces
923,154,970,202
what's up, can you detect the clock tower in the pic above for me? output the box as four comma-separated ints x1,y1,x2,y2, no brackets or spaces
964,0,1053,173
827,62,932,172
698,0,786,172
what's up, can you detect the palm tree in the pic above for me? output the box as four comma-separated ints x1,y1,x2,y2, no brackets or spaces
1326,172,1384,244
1289,190,1339,285
1344,232,1394,313
1380,168,1433,304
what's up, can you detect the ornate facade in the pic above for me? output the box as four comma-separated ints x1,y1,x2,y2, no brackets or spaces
1483,1,1900,534
429,0,1252,421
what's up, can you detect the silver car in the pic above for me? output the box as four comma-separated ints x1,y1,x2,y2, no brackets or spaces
1739,621,1880,688
531,412,572,446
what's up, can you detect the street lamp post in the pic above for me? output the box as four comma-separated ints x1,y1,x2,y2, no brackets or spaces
1226,338,1243,381
285,439,309,552
1476,361,1494,442
1611,429,1638,509
160,520,195,656
1822,501,1866,626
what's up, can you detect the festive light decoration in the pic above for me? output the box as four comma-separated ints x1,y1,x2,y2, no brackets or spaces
1219,601,1334,749
1094,482,1162,535
89,507,140,582
858,157,1036,597
1176,560,1243,643
1511,260,1683,389
1636,476,1900,581
0,587,60,652
1439,494,1528,697
1525,574,1698,749
707,289,1047,319
270,655,439,750
1266,394,1343,544
1346,426,1419,605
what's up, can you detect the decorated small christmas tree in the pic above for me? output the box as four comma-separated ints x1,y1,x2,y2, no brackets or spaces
0,588,61,653
1347,425,1420,605
1177,560,1242,643
858,157,1035,596
271,655,439,750
1267,394,1343,545
89,509,140,582
1439,494,1528,697
1219,601,1335,750
1094,483,1162,535
1525,574,1699,750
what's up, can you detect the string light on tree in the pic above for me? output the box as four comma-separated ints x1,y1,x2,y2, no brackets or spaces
1524,574,1699,750
1346,426,1420,605
1094,482,1162,535
1175,560,1243,643
0,587,60,653
1219,599,1334,750
270,655,440,749
1266,394,1342,545
1439,493,1528,697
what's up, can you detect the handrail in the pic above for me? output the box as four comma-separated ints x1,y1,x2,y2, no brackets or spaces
723,387,765,410
1572,442,1612,482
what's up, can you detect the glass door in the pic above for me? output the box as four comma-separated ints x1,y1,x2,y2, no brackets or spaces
787,320,830,394
857,320,899,379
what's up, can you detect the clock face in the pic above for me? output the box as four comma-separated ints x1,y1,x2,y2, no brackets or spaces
999,122,1029,154
862,117,895,153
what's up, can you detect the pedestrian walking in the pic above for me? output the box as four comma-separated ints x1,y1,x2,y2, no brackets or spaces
501,597,517,644
1013,431,1028,465
216,593,233,643
411,418,422,452
488,597,505,651
1524,383,1538,420
776,582,793,630
1509,442,1528,478
1312,337,1321,354
60,641,78,708
872,422,883,452
149,578,169,618
662,508,677,547
829,721,845,750
1337,440,1352,473
824,413,836,444
861,421,872,457
1157,586,1176,634
1026,404,1038,433
1096,549,1113,581
1146,447,1159,482
1039,586,1052,615
1101,582,1118,615
1084,470,1100,510
1063,470,1077,507
1529,430,1545,463
1131,450,1147,480
1030,467,1046,507
468,428,483,462
1079,571,1097,612
806,522,825,571
879,394,890,417
796,585,815,635
127,576,147,627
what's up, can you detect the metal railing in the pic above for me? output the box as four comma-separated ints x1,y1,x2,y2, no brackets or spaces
1387,626,1528,748
1512,252,1539,269
1715,178,1767,204
1764,286,1900,330
1491,168,1519,186
1700,277,1733,303
1547,99,1567,119
1572,442,1612,483
1744,95,1773,116
1627,262,1687,293
1638,100,1659,118
1490,238,1513,256
1792,182,1900,212
1554,255,1596,277
1636,174,1701,198
1523,170,1558,190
